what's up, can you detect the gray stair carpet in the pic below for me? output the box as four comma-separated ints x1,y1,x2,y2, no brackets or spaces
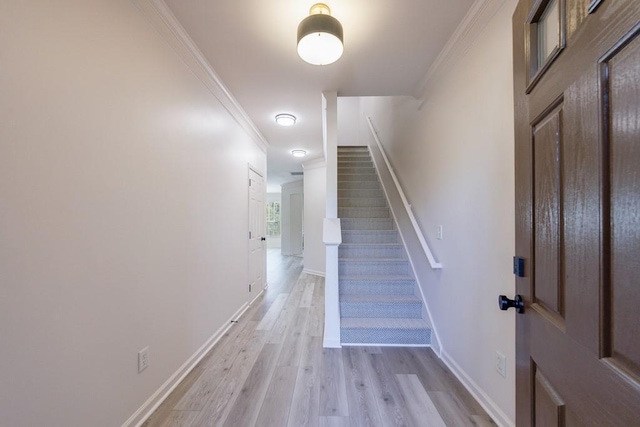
337,146,431,346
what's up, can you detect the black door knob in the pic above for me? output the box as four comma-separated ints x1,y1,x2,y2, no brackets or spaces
498,295,525,313
261,237,266,241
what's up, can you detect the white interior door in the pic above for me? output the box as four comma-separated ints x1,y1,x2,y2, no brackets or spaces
248,168,265,301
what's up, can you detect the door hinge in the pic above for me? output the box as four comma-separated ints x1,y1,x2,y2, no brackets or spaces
249,231,252,239
249,284,252,293
249,178,252,186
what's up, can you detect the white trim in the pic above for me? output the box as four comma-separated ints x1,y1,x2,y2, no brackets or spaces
366,117,442,270
440,350,515,427
122,302,251,427
302,157,327,170
323,218,342,246
413,0,508,105
130,0,269,153
322,338,342,348
303,269,326,277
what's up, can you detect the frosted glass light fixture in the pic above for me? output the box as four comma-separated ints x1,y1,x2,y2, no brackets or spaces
291,150,307,158
297,3,344,65
275,113,296,126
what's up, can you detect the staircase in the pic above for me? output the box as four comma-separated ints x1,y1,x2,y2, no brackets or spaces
338,146,431,345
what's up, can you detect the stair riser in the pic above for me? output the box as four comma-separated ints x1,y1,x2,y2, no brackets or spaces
339,281,415,295
338,147,368,151
341,219,394,230
338,158,372,164
340,301,422,318
337,167,376,174
339,245,403,259
340,328,431,345
338,155,371,160
338,189,383,199
338,174,379,182
338,161,373,169
338,198,387,208
338,181,380,190
338,207,390,219
341,231,398,244
339,261,408,276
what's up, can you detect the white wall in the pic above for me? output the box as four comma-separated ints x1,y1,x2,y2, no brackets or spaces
360,0,517,423
337,97,362,146
303,159,327,276
280,180,304,256
0,2,266,426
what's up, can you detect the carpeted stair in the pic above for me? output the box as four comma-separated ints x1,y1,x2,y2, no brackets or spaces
338,146,431,345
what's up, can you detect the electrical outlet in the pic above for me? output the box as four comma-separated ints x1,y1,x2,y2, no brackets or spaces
437,225,443,240
496,351,507,378
138,347,149,373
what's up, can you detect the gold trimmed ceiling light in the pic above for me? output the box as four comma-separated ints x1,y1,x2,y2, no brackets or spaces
297,3,344,65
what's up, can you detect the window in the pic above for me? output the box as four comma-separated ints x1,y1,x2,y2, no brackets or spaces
266,201,281,237
525,0,566,92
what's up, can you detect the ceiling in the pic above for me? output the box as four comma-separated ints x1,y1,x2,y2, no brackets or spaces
163,0,475,192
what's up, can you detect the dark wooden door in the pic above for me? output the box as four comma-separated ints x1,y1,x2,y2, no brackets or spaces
513,0,640,425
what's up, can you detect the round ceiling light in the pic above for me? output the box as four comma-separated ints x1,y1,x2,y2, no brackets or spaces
275,113,296,126
291,150,307,158
297,3,344,66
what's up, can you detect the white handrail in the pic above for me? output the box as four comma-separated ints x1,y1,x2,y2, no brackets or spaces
366,117,442,269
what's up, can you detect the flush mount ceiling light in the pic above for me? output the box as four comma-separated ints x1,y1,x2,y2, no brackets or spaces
291,149,307,158
275,113,296,126
297,3,344,66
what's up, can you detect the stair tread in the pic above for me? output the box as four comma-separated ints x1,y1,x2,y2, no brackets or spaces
340,217,390,220
339,275,414,281
341,218,391,221
340,243,403,247
340,294,421,303
340,317,430,329
341,229,397,233
339,258,407,263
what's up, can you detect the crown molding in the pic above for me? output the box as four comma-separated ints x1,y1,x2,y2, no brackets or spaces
302,157,327,170
131,0,269,153
413,0,509,106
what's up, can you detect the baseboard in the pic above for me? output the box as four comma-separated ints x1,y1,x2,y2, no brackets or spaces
303,268,326,277
440,349,514,427
122,302,250,427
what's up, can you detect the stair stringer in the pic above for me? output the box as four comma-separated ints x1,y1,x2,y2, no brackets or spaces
366,144,442,355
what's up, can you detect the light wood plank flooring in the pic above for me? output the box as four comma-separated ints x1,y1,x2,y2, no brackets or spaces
143,249,496,427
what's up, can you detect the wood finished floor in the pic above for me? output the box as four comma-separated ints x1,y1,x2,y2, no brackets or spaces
143,249,496,427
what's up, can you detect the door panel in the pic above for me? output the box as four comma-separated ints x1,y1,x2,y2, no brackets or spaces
532,104,564,320
563,71,600,354
514,0,640,425
248,168,265,301
533,366,565,427
607,30,640,378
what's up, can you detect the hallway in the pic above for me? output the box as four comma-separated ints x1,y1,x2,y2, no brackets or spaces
143,249,495,426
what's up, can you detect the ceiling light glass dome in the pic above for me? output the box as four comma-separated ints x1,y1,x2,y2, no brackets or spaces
297,3,344,66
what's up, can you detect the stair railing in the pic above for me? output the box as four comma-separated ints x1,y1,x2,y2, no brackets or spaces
366,116,442,269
